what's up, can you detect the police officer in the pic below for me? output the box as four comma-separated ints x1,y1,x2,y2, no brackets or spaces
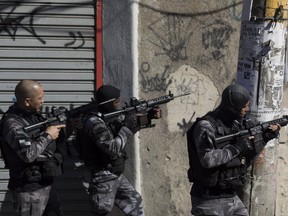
79,85,161,216
0,80,66,216
187,84,280,216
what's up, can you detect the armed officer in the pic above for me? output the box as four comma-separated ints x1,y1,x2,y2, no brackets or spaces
0,80,66,216
187,84,280,216
78,85,161,216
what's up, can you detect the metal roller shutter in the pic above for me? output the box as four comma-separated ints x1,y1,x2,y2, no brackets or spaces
0,0,96,215
0,0,96,112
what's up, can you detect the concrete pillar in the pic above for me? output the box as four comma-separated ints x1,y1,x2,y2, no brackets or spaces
237,0,288,215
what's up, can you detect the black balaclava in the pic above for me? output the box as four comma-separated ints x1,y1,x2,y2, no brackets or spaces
96,85,120,113
217,84,250,126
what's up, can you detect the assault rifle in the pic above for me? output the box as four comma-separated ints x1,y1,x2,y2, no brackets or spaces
102,91,190,127
24,91,190,132
214,115,288,153
23,99,115,132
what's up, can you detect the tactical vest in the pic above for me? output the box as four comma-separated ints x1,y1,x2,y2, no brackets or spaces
78,113,127,175
0,107,62,190
187,112,247,188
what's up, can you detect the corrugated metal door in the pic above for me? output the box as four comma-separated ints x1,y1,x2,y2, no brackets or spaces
0,0,96,215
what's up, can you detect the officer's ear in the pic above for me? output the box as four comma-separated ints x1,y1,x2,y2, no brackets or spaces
24,98,31,107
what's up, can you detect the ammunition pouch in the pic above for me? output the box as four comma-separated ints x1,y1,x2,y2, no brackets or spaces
188,167,219,187
217,158,247,188
218,169,246,188
23,153,63,183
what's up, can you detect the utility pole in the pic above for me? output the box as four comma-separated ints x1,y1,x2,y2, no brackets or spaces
237,0,288,215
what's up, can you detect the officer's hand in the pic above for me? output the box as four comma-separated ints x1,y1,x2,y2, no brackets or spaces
148,107,162,119
269,123,281,132
124,114,141,134
152,107,162,119
233,136,253,154
45,124,66,140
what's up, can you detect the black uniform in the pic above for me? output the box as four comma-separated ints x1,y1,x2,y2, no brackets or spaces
79,85,144,216
0,104,64,216
187,84,279,216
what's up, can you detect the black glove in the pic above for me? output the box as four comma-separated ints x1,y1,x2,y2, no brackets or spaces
263,129,279,142
147,107,162,120
233,136,252,154
124,113,141,133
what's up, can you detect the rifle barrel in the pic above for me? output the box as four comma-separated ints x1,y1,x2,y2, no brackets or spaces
172,92,191,99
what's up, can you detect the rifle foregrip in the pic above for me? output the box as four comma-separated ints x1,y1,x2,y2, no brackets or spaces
261,116,288,130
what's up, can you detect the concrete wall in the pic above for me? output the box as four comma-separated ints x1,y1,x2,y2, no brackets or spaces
102,0,134,101
103,0,288,215
138,1,242,215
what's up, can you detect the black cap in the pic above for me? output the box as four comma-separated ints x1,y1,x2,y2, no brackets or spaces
96,85,120,104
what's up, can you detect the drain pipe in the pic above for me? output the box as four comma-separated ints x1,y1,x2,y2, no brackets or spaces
130,0,141,193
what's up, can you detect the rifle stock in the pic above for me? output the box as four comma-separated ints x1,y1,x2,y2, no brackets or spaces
23,116,64,132
23,98,115,132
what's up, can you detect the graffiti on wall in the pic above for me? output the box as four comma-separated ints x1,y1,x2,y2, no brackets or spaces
142,11,234,133
64,31,85,49
139,62,173,92
0,1,91,48
201,19,235,61
147,15,194,62
195,19,236,85
0,2,48,44
145,12,236,84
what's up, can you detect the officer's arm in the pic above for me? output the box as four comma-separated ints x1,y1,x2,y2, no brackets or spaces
85,116,133,156
2,118,53,163
193,120,235,168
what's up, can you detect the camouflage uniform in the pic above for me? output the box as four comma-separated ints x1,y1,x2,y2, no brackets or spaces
191,195,248,216
188,118,249,216
1,104,64,216
11,185,62,216
187,84,279,216
82,113,144,216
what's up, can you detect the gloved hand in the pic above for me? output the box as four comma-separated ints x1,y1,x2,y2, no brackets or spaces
124,113,141,133
147,107,162,120
263,123,280,141
233,136,252,154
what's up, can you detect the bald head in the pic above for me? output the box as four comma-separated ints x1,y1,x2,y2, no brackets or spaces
15,80,42,101
15,80,45,112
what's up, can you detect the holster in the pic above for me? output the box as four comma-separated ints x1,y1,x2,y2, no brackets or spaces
41,153,63,177
107,157,126,176
24,165,42,183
